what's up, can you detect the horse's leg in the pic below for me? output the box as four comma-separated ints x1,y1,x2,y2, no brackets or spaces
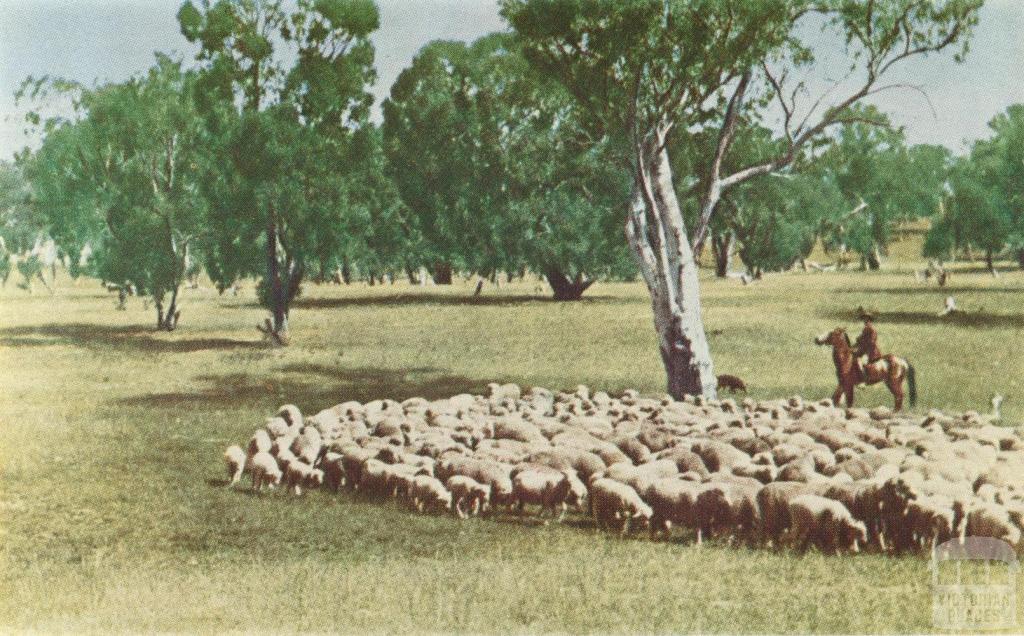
833,386,844,406
890,373,904,411
845,383,855,407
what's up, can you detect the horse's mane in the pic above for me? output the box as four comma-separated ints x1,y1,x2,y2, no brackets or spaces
843,332,851,348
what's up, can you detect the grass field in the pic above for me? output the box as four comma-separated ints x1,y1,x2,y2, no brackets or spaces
3,248,1024,632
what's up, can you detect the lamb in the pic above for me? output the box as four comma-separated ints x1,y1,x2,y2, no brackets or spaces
250,451,283,491
788,494,867,553
589,477,653,535
447,475,491,518
512,468,588,520
224,444,247,485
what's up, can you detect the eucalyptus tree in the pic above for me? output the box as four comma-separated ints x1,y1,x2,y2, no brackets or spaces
24,57,206,326
925,107,1024,270
502,0,980,398
383,33,633,298
179,0,379,342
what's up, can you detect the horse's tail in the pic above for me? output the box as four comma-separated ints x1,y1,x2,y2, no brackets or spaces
906,361,917,407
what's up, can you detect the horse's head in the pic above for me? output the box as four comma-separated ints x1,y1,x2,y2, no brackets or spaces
814,327,849,348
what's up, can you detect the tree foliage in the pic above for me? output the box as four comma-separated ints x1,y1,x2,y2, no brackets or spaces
179,0,380,339
24,56,206,326
383,33,633,297
926,104,1024,268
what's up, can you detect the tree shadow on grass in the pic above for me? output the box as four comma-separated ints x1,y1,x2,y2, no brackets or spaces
229,292,633,311
818,308,1024,329
832,286,1024,296
0,323,264,353
115,363,483,413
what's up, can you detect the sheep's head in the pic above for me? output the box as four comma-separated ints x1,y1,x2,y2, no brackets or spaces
563,471,588,509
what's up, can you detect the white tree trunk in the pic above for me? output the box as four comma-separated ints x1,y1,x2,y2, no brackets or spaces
626,130,717,399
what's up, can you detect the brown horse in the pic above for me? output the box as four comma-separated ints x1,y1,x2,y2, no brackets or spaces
814,327,917,411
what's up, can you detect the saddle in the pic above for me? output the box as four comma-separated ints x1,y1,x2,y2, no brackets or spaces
857,356,888,380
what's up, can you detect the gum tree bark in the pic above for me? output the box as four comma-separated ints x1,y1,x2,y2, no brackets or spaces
626,128,717,399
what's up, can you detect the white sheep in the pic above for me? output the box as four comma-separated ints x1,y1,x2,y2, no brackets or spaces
511,467,587,521
224,444,247,485
447,475,491,518
248,429,272,458
590,477,653,535
788,494,867,553
250,451,283,491
411,474,453,513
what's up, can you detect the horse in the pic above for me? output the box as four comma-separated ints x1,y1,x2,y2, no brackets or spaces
814,327,917,411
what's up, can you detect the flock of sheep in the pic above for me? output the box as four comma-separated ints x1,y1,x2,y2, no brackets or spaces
223,384,1024,556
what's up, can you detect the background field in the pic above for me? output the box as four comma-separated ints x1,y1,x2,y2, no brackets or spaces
3,244,1024,632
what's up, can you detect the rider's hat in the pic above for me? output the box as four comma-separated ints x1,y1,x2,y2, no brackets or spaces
857,306,877,321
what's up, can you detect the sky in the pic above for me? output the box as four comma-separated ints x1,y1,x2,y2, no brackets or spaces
1,0,1022,161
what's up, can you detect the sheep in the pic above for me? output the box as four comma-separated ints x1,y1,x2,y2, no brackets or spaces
447,475,491,518
265,416,292,439
788,495,867,554
284,460,324,495
248,429,272,458
381,463,425,498
757,481,830,546
340,446,375,490
645,478,704,540
512,468,588,521
589,477,653,535
605,460,678,495
656,448,710,478
250,451,283,491
612,434,652,464
961,502,1022,546
411,475,452,513
906,495,957,551
733,462,777,484
693,482,735,544
224,445,248,485
690,440,750,473
290,426,323,465
492,416,547,445
321,451,345,492
359,459,391,497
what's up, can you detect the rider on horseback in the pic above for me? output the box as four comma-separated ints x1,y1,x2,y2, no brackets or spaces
853,309,882,379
